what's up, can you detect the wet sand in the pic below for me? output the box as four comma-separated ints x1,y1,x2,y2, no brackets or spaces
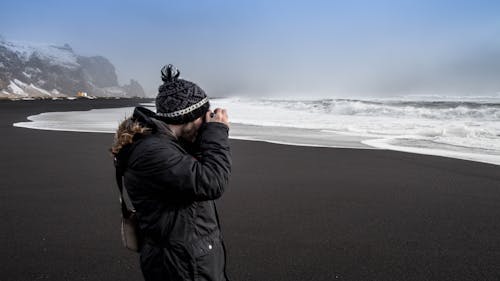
1,99,499,281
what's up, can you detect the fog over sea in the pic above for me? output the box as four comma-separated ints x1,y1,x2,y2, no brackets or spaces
13,95,500,166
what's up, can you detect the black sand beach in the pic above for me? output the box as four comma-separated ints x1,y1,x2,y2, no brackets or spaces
1,99,500,281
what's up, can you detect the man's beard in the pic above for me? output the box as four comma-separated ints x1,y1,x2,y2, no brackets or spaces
179,129,202,157
180,125,198,143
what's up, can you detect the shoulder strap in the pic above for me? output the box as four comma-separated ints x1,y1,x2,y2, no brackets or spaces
114,157,131,216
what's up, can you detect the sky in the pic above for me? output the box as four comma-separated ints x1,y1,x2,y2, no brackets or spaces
1,0,500,98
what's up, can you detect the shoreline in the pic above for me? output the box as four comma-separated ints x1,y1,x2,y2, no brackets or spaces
9,99,499,166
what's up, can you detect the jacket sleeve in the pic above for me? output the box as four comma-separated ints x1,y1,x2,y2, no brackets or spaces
151,122,231,201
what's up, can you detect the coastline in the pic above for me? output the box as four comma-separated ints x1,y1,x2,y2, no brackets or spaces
1,99,500,281
10,99,500,166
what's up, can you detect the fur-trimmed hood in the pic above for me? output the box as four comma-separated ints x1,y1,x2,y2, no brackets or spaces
111,107,175,157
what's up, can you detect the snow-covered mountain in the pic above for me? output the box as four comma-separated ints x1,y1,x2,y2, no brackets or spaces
0,38,145,99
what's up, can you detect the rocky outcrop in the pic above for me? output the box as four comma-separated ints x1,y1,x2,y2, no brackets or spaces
0,38,145,99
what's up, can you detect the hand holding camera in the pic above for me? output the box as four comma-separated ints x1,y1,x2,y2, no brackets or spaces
206,108,229,127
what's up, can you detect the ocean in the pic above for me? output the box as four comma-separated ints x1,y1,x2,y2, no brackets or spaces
13,96,500,165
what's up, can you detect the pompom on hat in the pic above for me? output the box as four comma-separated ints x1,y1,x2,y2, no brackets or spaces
155,64,210,124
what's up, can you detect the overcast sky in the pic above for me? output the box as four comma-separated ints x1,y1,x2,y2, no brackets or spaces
1,0,500,98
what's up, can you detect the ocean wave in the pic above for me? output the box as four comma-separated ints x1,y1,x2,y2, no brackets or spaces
12,97,500,165
210,97,500,164
249,98,500,120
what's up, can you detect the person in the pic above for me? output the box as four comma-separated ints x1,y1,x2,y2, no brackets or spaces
111,64,231,281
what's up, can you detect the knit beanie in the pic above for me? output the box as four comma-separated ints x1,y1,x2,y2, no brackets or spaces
155,64,210,124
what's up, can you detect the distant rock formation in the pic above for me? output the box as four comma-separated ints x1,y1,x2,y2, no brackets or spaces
0,37,145,99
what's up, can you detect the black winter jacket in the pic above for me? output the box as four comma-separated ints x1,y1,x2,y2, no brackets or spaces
117,107,231,281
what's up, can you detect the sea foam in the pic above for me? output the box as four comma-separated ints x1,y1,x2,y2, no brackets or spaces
13,97,500,165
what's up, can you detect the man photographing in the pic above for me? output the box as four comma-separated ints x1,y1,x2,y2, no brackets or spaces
112,64,231,281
